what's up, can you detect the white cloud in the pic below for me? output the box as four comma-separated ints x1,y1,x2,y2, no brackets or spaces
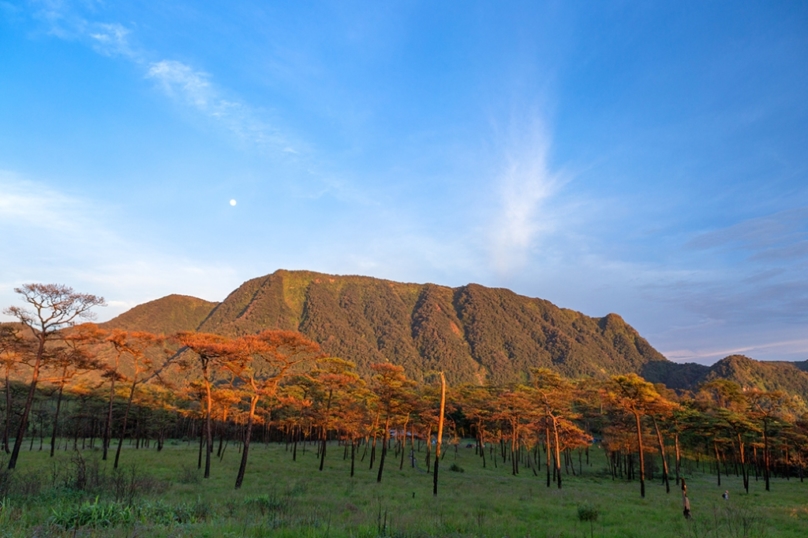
145,59,291,151
488,115,564,273
30,4,294,154
0,172,239,321
87,22,134,58
147,60,214,108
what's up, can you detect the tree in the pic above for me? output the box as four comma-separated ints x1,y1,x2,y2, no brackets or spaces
458,385,496,468
492,387,536,477
432,372,447,496
4,284,105,469
698,379,754,492
175,332,233,479
605,374,670,498
369,363,415,483
223,330,322,489
45,323,105,457
747,389,795,492
106,330,164,468
531,368,585,489
301,357,365,473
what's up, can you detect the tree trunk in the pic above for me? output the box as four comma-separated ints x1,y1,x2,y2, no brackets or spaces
114,381,138,469
714,440,721,487
399,415,409,470
674,433,681,485
634,411,646,498
377,416,391,483
204,364,213,479
433,372,446,496
49,381,65,457
235,395,258,489
763,421,770,491
350,438,356,477
545,428,552,488
8,338,45,470
552,417,562,489
3,368,12,454
652,417,670,493
102,375,116,461
737,432,748,493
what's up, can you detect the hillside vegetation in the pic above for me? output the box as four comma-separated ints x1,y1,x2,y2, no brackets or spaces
100,269,808,397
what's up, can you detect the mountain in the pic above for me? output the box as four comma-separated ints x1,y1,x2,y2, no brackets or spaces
105,270,669,385
63,270,808,398
101,294,219,335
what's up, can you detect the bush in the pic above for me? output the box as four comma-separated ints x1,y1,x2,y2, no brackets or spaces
577,503,599,538
449,463,464,473
50,497,134,529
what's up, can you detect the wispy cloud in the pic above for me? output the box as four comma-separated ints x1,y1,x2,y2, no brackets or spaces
687,206,808,256
29,2,295,154
0,172,239,320
488,115,564,273
145,60,287,149
664,337,808,364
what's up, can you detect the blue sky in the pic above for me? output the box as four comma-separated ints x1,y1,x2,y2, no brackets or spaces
1,1,806,365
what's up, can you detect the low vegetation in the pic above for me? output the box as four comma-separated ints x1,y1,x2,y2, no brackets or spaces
1,439,806,537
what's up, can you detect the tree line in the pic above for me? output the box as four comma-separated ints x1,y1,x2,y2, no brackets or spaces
2,284,807,497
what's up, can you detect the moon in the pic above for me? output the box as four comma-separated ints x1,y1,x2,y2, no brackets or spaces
229,199,237,206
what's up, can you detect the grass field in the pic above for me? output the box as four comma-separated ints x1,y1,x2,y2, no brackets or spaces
1,439,806,537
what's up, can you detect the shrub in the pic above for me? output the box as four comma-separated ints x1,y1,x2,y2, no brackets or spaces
577,503,599,538
50,497,134,529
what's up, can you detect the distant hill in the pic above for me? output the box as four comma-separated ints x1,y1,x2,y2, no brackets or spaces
106,270,670,385
101,294,219,335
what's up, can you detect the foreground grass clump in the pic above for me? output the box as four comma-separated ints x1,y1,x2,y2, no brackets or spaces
0,440,806,537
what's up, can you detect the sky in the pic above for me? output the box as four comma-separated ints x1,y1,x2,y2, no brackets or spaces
1,1,806,365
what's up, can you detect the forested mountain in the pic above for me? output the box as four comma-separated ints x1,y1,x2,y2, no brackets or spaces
100,270,808,396
103,269,668,385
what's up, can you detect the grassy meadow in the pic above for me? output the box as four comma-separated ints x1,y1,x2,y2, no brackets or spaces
1,439,806,537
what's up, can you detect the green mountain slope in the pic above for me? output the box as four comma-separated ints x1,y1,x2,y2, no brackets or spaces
101,294,218,335
101,270,808,398
188,269,667,384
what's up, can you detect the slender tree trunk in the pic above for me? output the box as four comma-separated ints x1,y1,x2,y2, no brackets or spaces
552,417,562,489
49,381,65,457
433,372,446,496
350,438,356,477
377,416,391,482
114,381,138,469
545,428,552,488
8,337,45,470
204,365,213,479
634,411,646,498
652,417,670,493
674,433,681,485
235,395,258,489
737,433,748,493
8,338,45,469
399,415,409,470
197,419,204,469
714,440,722,487
102,376,116,461
3,368,12,454
763,422,770,491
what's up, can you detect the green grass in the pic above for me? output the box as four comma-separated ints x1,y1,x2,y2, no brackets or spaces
1,440,806,537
